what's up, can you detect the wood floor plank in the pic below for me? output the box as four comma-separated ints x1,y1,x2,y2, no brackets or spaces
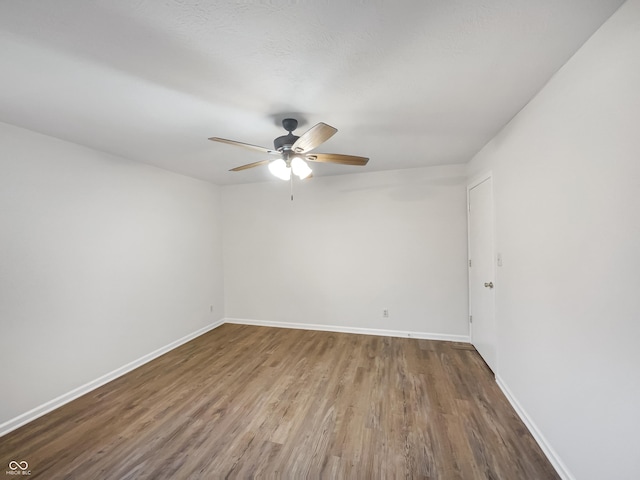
0,324,559,479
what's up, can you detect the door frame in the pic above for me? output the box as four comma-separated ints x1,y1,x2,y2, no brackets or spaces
467,171,497,367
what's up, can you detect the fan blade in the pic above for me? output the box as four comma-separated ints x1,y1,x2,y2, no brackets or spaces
229,160,271,172
209,137,278,155
292,123,337,153
306,153,369,166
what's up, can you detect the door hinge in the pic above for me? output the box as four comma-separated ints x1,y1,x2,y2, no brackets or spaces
469,315,473,323
468,259,472,267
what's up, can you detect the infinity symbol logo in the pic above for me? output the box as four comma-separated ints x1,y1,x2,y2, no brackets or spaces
8,461,28,470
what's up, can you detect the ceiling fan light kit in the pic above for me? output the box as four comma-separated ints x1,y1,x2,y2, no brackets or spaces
291,157,313,179
268,158,291,181
209,118,369,185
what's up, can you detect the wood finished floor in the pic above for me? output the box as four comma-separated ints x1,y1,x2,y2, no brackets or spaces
1,324,559,479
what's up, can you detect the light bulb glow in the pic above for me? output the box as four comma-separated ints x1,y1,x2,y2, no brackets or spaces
268,159,291,181
291,157,312,179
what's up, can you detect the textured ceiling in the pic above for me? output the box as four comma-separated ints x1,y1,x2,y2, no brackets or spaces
0,0,624,185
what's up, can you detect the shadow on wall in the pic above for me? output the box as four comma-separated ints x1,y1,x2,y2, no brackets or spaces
332,169,467,202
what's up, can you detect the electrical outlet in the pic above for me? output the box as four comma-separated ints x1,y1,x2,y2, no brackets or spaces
383,309,389,318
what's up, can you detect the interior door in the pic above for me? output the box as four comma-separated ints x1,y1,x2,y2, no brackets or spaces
468,176,497,373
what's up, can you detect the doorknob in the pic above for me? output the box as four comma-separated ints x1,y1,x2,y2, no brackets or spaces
484,281,494,289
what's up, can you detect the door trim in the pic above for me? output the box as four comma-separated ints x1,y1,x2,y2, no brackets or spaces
467,171,497,368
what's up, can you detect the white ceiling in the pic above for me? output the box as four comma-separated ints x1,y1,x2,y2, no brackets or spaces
0,0,624,185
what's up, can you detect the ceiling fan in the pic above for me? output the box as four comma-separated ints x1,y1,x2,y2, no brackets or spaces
208,118,369,181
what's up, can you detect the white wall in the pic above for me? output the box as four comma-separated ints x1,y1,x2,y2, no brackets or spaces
467,1,640,478
0,122,224,427
222,165,469,338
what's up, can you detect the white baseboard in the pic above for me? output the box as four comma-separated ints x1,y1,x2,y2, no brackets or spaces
496,376,573,480
0,319,225,437
224,317,470,343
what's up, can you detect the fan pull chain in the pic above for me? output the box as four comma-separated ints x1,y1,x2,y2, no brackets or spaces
290,173,294,201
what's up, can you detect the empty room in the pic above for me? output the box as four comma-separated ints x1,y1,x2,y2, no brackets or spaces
1,1,638,479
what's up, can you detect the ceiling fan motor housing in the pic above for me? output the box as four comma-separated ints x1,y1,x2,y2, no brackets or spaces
274,119,300,151
274,133,299,151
